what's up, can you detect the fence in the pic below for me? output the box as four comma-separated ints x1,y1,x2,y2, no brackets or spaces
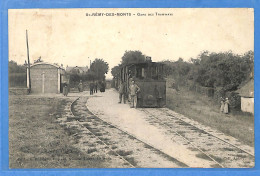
9,73,27,88
188,83,241,110
167,78,241,110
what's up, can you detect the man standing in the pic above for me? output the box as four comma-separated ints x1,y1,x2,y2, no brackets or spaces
129,80,140,108
94,81,98,93
118,81,126,104
89,82,94,95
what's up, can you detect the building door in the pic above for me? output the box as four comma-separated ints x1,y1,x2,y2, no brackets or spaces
60,74,62,93
41,72,45,93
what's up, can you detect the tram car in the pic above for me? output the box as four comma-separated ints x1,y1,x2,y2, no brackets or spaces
120,62,166,108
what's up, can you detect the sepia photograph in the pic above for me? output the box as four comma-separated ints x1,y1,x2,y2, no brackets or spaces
8,8,254,168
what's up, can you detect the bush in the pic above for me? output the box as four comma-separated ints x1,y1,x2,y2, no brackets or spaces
9,73,27,87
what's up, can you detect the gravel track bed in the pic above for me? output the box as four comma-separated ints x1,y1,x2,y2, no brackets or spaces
59,97,187,168
140,108,254,168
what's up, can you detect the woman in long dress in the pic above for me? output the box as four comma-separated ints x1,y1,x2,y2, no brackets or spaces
78,80,83,92
224,98,230,114
220,97,225,113
63,83,69,96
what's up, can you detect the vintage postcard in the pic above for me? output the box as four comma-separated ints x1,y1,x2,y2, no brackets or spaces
8,8,254,169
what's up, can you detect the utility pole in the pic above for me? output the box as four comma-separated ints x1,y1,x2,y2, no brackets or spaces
26,30,31,93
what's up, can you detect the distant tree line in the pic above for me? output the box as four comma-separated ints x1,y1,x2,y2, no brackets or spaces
111,50,253,94
162,50,254,91
9,60,26,73
69,58,109,86
9,58,109,88
9,60,27,87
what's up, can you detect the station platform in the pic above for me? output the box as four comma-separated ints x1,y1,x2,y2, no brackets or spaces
86,89,215,167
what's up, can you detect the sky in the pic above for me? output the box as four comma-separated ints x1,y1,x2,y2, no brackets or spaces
9,8,254,78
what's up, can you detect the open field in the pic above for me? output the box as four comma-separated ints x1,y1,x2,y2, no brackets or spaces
9,95,108,168
165,87,254,147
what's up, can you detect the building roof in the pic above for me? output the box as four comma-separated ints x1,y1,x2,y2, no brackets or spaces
236,79,254,98
66,66,89,72
31,62,65,70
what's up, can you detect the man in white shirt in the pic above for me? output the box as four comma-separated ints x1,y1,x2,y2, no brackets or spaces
129,80,140,108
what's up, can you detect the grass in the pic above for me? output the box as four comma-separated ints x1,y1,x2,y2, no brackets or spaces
166,86,254,147
9,95,107,168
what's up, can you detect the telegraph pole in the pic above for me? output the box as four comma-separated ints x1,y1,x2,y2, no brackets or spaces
26,30,31,93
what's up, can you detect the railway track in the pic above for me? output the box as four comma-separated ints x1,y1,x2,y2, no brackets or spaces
68,97,187,168
139,108,255,168
70,97,135,168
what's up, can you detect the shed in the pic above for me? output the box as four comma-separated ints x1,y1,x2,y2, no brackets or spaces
27,62,66,94
236,79,254,114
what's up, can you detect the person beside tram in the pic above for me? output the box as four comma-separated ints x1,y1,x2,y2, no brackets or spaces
129,80,140,108
118,81,127,104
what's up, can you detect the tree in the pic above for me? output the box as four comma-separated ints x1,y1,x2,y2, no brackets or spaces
111,64,121,78
9,60,26,73
242,50,254,78
188,51,254,89
90,58,109,80
121,50,146,65
111,50,152,79
8,60,27,87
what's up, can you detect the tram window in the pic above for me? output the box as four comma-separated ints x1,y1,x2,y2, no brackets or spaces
137,66,146,79
158,65,163,79
128,68,135,78
142,68,145,78
151,66,158,79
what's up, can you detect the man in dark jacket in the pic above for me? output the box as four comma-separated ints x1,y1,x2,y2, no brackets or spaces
100,81,105,92
89,82,94,95
118,81,126,104
94,81,98,93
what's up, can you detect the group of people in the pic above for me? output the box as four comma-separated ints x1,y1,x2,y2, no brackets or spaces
89,81,98,95
62,80,106,96
220,97,230,114
88,81,106,95
118,80,140,108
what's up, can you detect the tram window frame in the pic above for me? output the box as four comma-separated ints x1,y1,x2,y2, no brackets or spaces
151,66,158,80
136,66,145,79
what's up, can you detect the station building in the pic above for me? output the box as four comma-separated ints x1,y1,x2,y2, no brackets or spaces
27,62,67,94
